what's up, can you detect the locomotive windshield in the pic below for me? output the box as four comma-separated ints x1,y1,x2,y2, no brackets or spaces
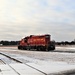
45,35,50,38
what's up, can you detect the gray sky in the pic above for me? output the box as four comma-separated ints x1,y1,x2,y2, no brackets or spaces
0,0,75,41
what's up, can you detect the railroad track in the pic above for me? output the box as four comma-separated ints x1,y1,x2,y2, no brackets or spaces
0,52,47,75
0,48,75,75
0,52,75,75
17,48,75,53
51,50,75,53
0,53,21,75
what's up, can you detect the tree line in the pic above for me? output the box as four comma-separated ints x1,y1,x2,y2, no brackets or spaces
56,41,75,45
0,40,75,46
0,40,19,46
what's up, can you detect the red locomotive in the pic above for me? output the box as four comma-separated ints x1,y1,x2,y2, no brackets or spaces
18,34,55,51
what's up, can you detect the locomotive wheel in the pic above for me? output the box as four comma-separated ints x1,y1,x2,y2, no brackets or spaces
47,46,55,51
18,46,21,49
37,47,41,51
18,46,22,50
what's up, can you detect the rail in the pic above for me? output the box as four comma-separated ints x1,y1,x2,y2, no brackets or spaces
0,52,47,75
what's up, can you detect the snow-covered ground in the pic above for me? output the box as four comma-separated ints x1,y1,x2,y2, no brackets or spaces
0,46,75,75
56,45,75,50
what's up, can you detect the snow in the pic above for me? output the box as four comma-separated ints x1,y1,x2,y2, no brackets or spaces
27,62,75,74
0,64,18,75
1,61,75,75
10,63,44,75
56,46,75,50
0,46,75,74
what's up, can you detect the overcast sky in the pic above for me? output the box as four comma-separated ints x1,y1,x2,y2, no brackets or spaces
0,0,75,41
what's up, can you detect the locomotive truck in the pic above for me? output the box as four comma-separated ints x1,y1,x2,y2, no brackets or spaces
18,34,55,51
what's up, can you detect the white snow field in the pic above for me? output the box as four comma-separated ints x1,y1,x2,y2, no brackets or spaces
0,46,75,75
